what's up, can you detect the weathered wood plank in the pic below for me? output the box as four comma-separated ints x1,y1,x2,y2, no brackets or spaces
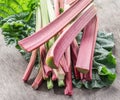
0,0,120,100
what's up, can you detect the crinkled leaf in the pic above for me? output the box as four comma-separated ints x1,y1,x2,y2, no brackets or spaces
0,0,38,18
72,79,83,88
0,12,35,61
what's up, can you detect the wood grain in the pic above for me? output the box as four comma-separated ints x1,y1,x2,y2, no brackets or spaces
0,0,120,100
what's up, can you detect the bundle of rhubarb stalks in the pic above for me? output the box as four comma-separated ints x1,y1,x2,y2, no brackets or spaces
16,0,114,96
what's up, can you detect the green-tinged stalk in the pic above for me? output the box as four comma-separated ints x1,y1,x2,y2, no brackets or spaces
40,0,49,26
40,0,50,50
59,8,64,14
53,67,65,87
47,77,54,89
31,4,42,87
58,80,65,87
46,57,57,69
59,0,64,14
58,74,65,87
46,0,56,49
40,0,55,88
32,65,43,89
44,0,58,68
35,4,41,31
46,0,55,22
41,63,48,80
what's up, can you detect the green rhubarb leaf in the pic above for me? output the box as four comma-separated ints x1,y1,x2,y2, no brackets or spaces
0,12,35,61
0,0,38,18
83,80,105,89
72,79,83,88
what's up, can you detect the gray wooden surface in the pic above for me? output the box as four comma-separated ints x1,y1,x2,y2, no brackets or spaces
0,0,120,100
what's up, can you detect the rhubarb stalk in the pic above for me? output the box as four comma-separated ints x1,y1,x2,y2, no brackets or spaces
76,15,98,74
60,55,69,73
22,4,42,82
65,0,78,5
46,4,96,68
53,67,65,87
47,0,56,49
53,0,60,17
52,71,57,81
32,66,43,89
64,47,73,96
18,0,93,52
83,16,98,80
47,77,53,89
40,0,53,77
58,67,65,87
71,39,80,79
40,45,52,77
22,49,38,82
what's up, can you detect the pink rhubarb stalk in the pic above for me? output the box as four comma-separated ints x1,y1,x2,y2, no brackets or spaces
32,47,45,89
42,64,48,79
71,39,80,79
53,0,60,17
32,66,43,89
22,49,37,82
18,0,93,52
43,65,52,76
64,47,73,96
22,2,41,82
76,15,98,74
83,16,98,80
53,66,65,86
42,70,48,79
60,55,69,73
59,0,64,9
40,45,52,77
52,71,57,81
46,4,96,68
65,0,76,4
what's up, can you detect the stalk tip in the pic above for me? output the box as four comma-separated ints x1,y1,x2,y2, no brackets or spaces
46,56,57,69
76,67,89,74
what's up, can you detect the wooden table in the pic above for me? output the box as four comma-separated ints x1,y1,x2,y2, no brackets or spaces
0,0,120,100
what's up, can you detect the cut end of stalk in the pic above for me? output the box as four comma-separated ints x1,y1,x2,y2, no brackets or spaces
64,89,73,96
58,80,65,87
46,71,52,76
59,8,64,14
46,56,57,69
42,73,49,80
32,82,39,90
47,84,53,90
22,77,28,83
43,77,48,80
52,73,57,81
47,78,53,90
18,41,30,52
76,67,89,74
